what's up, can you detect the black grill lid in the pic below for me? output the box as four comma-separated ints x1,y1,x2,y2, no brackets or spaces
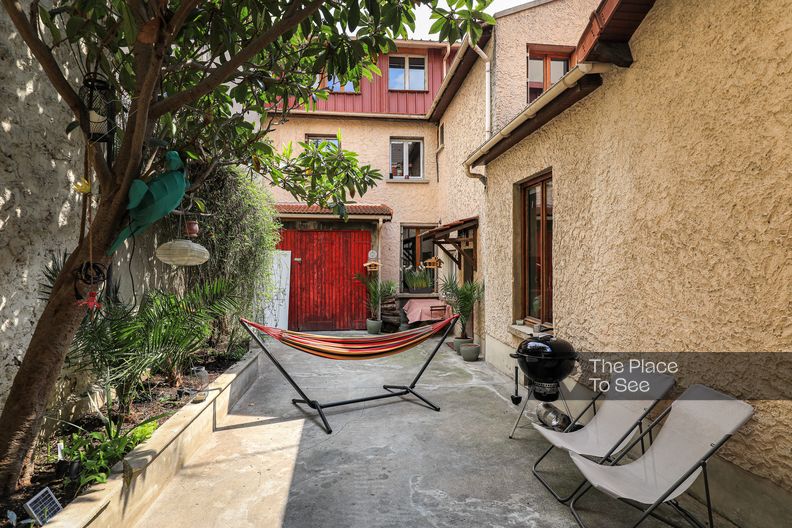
512,335,577,360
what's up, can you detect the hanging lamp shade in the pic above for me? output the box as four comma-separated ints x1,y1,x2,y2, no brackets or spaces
156,239,209,266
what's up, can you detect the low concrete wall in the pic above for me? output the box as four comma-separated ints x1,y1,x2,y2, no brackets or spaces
48,350,261,528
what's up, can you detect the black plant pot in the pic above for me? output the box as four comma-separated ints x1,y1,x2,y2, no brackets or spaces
56,460,82,480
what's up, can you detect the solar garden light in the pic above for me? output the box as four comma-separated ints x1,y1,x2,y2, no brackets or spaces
191,366,209,403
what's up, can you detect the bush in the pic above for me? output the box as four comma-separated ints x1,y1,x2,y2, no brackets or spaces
63,419,158,491
186,167,280,320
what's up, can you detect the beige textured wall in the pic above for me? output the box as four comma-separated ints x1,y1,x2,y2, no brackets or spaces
267,116,440,284
492,0,599,129
435,48,489,340
483,0,792,491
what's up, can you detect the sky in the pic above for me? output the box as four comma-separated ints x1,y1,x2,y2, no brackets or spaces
410,0,537,40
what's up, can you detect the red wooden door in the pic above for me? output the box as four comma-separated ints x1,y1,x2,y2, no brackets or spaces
278,230,370,331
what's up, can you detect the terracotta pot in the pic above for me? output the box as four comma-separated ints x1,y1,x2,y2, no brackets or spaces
185,220,200,238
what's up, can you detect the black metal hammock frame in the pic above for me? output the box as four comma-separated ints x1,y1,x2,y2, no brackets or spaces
239,315,459,434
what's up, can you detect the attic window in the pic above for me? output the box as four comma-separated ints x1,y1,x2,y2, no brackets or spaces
527,44,575,103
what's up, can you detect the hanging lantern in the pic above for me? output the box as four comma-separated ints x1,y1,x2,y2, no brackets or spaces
156,239,210,266
79,72,115,143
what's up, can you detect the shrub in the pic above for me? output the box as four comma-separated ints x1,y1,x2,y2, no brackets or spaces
440,279,484,339
185,167,280,320
354,273,397,320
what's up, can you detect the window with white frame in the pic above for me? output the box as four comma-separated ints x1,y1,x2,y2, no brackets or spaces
388,56,427,91
389,139,423,179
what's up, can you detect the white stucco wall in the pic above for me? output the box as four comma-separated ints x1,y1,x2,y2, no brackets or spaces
0,5,183,413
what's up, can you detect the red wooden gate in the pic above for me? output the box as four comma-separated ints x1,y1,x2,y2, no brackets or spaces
278,229,370,331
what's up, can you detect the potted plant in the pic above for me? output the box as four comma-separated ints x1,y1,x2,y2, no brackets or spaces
403,266,434,293
441,278,485,359
355,274,397,334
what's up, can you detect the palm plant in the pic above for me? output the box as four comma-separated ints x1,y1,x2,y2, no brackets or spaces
354,273,397,321
133,279,239,386
440,278,485,339
70,279,239,414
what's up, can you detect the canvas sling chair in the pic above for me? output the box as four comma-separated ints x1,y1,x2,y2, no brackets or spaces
568,384,754,528
239,315,459,434
531,371,676,503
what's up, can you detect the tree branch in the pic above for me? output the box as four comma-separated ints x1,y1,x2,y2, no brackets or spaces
150,0,325,118
2,0,115,190
114,16,167,187
166,0,203,45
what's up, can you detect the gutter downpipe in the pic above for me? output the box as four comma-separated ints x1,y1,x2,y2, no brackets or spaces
471,45,491,137
467,44,491,186
442,42,452,78
463,62,612,180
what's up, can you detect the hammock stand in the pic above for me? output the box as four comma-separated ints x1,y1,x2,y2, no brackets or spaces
239,315,459,434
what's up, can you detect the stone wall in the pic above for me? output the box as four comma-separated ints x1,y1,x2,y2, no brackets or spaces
1,5,85,410
0,5,182,415
483,0,792,499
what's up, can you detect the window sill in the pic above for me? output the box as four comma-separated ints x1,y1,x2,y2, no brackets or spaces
388,89,429,93
387,178,429,184
397,292,439,299
508,324,535,340
508,323,554,340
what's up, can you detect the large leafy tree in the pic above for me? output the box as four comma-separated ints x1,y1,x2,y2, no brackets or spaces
0,0,491,494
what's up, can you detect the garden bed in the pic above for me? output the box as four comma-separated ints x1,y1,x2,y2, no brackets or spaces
0,352,240,527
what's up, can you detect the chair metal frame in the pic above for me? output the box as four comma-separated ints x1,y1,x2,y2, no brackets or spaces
568,404,722,528
532,390,662,504
240,318,457,434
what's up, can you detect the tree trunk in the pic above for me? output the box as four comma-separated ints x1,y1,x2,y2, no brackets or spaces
0,193,120,497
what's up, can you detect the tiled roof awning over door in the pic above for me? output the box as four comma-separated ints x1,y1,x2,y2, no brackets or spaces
420,216,478,271
275,203,393,219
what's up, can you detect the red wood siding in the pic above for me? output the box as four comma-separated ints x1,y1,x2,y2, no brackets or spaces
278,229,370,331
310,46,456,116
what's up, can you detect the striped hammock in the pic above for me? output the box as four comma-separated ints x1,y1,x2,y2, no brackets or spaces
240,315,459,360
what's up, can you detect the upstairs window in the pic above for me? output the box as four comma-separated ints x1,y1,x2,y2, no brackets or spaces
327,75,356,93
388,56,427,91
306,135,340,150
527,44,573,103
389,139,423,179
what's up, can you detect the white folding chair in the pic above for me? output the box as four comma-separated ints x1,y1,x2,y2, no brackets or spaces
568,384,754,528
532,371,675,502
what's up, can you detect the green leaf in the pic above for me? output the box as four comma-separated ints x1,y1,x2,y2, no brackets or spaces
348,2,361,30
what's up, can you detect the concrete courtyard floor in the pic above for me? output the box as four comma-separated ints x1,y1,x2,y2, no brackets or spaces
135,335,731,528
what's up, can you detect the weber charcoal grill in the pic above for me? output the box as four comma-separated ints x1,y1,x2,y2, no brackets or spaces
508,335,578,438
